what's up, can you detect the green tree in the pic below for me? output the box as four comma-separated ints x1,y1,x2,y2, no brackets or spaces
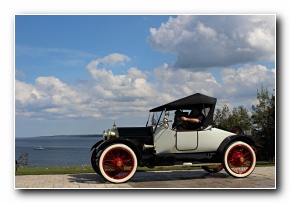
17,152,29,167
228,106,252,131
214,104,230,130
214,105,251,132
251,85,275,161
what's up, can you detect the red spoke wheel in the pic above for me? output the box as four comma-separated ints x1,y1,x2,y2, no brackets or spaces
202,164,223,173
99,143,137,183
223,141,256,178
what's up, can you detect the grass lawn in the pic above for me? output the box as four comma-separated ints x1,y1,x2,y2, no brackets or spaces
15,162,275,176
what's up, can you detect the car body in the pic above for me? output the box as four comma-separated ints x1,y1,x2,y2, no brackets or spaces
91,93,261,183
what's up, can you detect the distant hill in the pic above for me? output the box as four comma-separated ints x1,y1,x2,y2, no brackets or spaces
16,134,104,139
49,134,103,138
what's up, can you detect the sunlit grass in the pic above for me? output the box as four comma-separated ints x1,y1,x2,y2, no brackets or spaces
15,161,274,176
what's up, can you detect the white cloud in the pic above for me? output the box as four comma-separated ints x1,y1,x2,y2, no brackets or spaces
148,15,275,69
15,77,93,119
15,51,275,124
247,27,275,56
153,63,221,97
15,80,39,106
86,55,156,102
16,53,158,121
100,53,131,66
216,64,275,112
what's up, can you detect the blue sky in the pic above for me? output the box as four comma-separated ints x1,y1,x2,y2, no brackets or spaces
15,15,176,80
15,14,276,137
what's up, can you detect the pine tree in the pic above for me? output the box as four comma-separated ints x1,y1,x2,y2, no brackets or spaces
214,105,251,132
251,85,275,161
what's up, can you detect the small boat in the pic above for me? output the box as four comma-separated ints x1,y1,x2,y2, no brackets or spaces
34,146,45,150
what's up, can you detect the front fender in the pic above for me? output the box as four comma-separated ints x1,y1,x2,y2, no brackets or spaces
91,140,104,151
216,134,262,161
95,138,144,164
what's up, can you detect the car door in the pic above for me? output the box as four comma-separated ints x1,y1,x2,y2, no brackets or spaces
176,130,198,151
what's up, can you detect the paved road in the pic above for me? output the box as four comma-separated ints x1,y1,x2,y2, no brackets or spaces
15,166,275,189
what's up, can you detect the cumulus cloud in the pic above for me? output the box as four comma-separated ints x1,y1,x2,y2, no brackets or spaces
15,76,93,119
221,64,275,97
99,53,131,66
147,15,275,69
153,63,221,97
86,54,156,102
15,80,39,106
15,51,275,123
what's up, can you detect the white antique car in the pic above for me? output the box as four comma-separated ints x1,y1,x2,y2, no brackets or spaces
91,93,261,183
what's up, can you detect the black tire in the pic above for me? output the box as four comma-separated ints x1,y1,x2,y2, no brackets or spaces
202,164,223,173
98,143,138,183
91,149,100,174
223,141,256,178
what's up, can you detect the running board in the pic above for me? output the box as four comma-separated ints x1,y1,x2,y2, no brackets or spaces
176,163,222,167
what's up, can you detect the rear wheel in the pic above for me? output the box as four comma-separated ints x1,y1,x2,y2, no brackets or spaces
223,141,256,178
99,143,137,183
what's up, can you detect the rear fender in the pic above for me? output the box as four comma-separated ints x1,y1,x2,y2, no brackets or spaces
216,134,262,161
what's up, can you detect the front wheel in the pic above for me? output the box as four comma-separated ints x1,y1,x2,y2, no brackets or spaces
223,141,256,178
91,149,100,174
99,143,138,183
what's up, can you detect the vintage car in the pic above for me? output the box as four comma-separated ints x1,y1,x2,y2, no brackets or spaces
91,93,261,183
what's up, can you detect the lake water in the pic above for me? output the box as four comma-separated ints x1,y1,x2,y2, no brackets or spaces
15,135,102,167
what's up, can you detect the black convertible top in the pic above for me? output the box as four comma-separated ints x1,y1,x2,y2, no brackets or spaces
149,93,217,112
149,93,217,127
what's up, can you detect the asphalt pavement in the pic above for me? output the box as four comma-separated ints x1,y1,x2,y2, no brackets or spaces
15,166,275,189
